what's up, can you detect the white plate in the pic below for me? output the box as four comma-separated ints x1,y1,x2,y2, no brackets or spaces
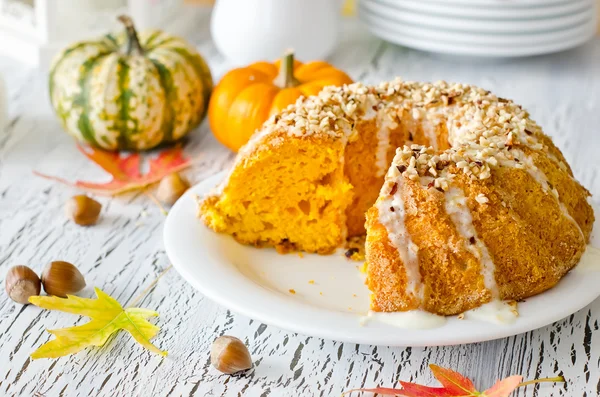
360,17,596,57
359,5,596,47
361,23,596,58
360,0,593,33
412,0,585,8
374,0,592,20
164,172,600,346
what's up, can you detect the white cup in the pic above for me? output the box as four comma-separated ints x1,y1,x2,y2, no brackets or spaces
211,0,340,65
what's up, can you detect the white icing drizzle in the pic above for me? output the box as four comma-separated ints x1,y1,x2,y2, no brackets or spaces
407,108,442,150
421,118,438,151
463,300,518,324
374,112,396,177
444,187,499,298
377,170,423,300
543,150,568,172
512,149,585,241
527,134,570,172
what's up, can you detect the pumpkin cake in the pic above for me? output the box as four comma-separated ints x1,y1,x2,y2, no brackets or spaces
199,79,594,315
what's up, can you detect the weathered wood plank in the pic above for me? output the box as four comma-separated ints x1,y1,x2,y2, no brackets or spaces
1,14,600,397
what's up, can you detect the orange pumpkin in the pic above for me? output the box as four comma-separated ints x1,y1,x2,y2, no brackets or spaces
208,51,353,152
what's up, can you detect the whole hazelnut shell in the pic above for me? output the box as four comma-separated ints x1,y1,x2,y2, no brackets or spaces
210,335,252,374
66,195,102,226
5,265,41,304
157,173,190,206
41,261,86,298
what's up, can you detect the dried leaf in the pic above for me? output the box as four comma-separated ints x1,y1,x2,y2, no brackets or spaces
34,144,193,195
29,287,167,359
428,365,478,395
344,364,560,397
397,382,455,397
482,376,523,397
343,387,407,396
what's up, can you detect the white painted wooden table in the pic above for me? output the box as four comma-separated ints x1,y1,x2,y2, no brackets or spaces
2,13,600,397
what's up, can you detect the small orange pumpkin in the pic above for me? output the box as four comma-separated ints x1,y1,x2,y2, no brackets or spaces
208,51,353,152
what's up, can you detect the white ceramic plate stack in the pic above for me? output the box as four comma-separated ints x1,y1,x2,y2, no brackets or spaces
358,0,598,57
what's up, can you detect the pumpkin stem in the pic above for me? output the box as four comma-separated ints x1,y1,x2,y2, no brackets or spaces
274,49,300,89
118,15,144,55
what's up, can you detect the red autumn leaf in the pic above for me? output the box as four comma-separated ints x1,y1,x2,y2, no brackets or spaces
428,365,478,395
34,144,193,195
397,382,455,397
343,387,408,396
344,364,561,397
482,376,523,397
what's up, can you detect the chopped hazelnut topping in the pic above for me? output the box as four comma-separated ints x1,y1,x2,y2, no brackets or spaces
475,193,489,204
228,78,551,207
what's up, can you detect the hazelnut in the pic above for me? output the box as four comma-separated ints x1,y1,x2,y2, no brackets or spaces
66,195,101,226
210,336,252,374
5,265,41,304
157,173,190,206
41,261,86,298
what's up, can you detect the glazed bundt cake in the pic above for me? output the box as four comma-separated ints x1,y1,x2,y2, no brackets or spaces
200,79,594,315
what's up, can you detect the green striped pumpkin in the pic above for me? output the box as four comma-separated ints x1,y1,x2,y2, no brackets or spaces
49,16,213,151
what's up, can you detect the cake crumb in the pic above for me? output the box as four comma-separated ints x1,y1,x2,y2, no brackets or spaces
457,313,465,320
359,263,368,273
352,294,357,297
298,252,304,258
288,289,296,295
308,280,315,284
508,300,519,317
319,292,323,296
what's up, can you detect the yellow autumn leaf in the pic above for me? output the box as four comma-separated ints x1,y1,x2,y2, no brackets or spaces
29,287,167,359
